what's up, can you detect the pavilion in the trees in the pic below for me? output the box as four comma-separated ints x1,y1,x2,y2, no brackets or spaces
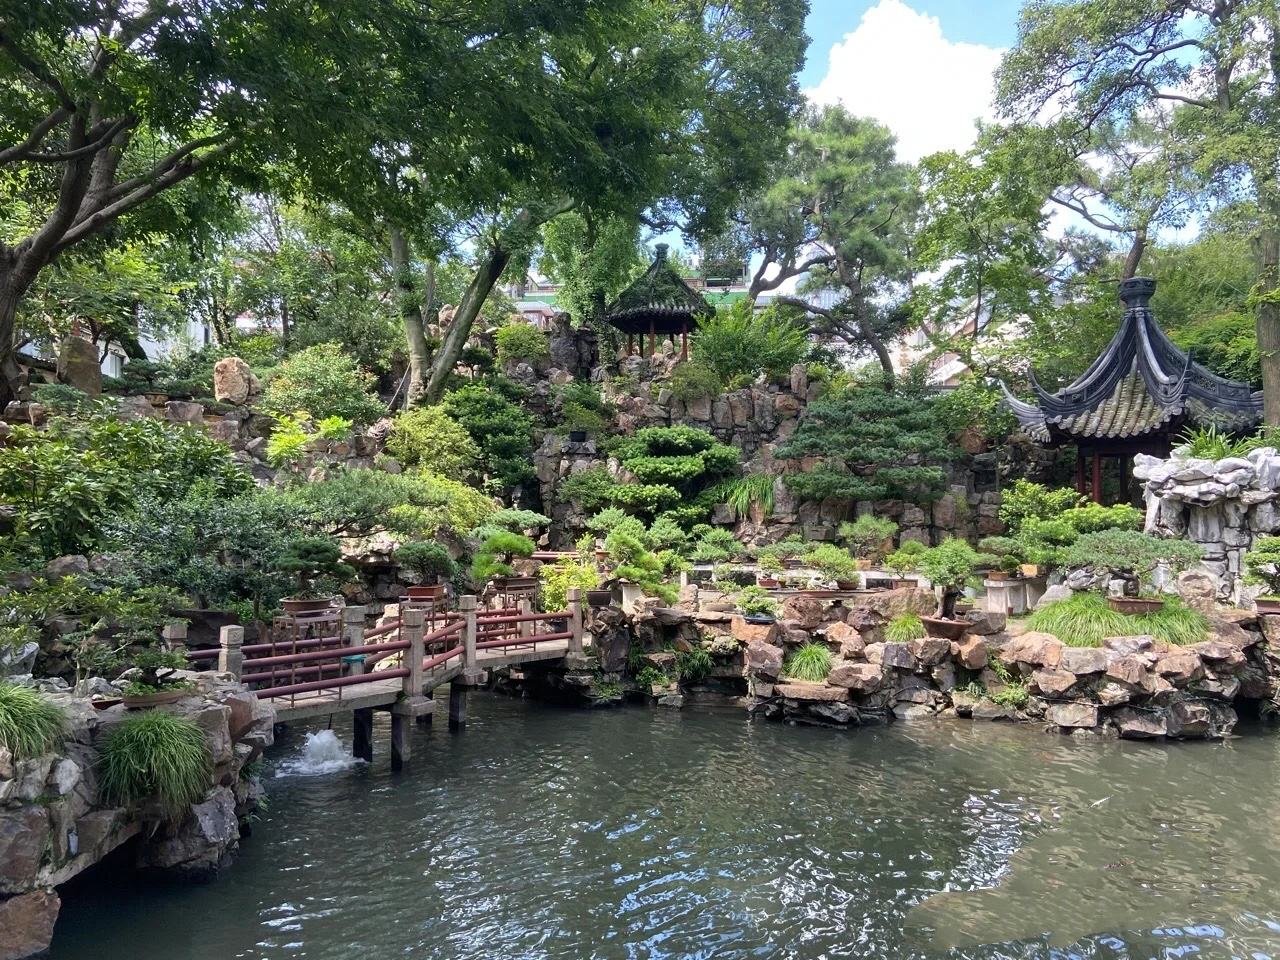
604,243,714,359
1000,277,1264,503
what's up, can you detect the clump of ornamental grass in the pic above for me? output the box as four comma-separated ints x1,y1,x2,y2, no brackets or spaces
1025,591,1207,648
783,642,833,682
0,682,66,760
885,612,926,643
99,710,210,822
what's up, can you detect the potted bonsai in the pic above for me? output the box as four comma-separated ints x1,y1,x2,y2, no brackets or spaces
1061,529,1202,614
736,585,779,624
756,550,783,588
471,530,537,590
802,544,860,592
121,647,195,708
977,536,1023,581
555,382,612,443
395,541,456,601
277,535,356,615
916,538,981,640
884,540,927,589
839,515,899,571
1245,537,1280,614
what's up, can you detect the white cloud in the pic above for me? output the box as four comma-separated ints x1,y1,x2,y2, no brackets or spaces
806,0,1003,162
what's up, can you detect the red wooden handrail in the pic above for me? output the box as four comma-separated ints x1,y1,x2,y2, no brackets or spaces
363,620,401,640
476,630,573,650
241,638,409,670
256,668,410,699
240,663,344,684
423,644,464,672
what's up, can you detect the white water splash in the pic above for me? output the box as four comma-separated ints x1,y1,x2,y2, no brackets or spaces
274,729,365,777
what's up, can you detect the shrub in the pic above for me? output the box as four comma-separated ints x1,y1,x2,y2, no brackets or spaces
1245,537,1280,598
711,474,775,517
539,556,600,611
265,414,311,467
470,531,535,582
495,323,550,367
735,585,778,618
0,683,66,760
1026,591,1207,647
885,539,927,575
675,647,714,683
394,541,456,583
99,710,210,822
604,528,677,604
1059,502,1144,534
1060,530,1202,596
803,543,858,583
558,466,616,511
840,515,899,561
260,343,384,425
443,383,535,488
998,480,1082,535
918,538,981,618
587,508,645,539
554,382,613,436
694,301,806,386
885,613,925,643
668,360,723,401
933,377,1017,442
646,516,691,552
777,385,950,504
690,527,745,564
276,535,356,599
385,406,480,475
487,508,551,532
783,642,833,682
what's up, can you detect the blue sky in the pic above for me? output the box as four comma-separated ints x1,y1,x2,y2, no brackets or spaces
800,0,1024,87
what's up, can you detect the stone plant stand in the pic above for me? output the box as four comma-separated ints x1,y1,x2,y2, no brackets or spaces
984,578,1028,616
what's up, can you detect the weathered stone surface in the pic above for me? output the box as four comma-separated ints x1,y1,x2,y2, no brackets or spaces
44,554,89,580
893,702,935,720
827,662,882,693
213,356,257,404
963,610,1007,636
775,682,849,703
1045,702,1098,729
855,587,935,619
138,786,239,877
1193,640,1246,670
1096,681,1134,707
953,635,988,670
1205,617,1256,649
116,394,159,420
1059,647,1107,675
57,335,102,396
0,809,49,894
971,701,1016,721
781,596,824,631
730,615,779,646
1112,708,1167,739
824,621,864,658
745,641,783,680
880,642,918,670
165,400,204,426
1156,652,1204,684
1176,569,1219,612
1032,669,1077,698
808,701,858,724
1034,584,1073,610
911,636,951,666
1002,631,1063,669
0,888,60,960
1102,635,1156,657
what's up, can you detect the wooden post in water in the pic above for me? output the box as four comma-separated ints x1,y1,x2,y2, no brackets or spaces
218,626,243,681
392,607,425,770
342,605,373,763
567,587,585,658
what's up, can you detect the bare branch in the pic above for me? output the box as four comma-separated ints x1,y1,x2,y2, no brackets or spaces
0,108,70,165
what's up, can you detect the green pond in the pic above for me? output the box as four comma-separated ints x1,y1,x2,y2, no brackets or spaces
50,695,1280,959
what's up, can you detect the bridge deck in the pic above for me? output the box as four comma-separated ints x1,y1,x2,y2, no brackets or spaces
272,639,572,722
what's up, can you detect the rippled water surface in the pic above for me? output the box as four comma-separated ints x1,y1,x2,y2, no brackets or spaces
51,696,1280,959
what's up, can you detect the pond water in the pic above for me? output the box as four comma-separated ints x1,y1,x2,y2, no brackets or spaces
51,695,1280,959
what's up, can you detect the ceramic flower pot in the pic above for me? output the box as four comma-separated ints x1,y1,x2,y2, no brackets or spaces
282,597,333,615
1107,596,1163,615
920,616,968,640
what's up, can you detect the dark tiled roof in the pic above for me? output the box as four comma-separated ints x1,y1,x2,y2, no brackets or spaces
604,243,714,335
1001,277,1263,444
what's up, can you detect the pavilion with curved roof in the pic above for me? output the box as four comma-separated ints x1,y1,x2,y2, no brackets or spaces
604,243,714,359
1000,277,1264,502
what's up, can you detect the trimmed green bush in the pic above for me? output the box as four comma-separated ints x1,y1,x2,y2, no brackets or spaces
443,383,535,488
783,642,833,682
840,515,898,561
495,324,550,367
99,710,211,821
0,683,66,760
394,541,456,583
386,406,480,475
260,343,384,425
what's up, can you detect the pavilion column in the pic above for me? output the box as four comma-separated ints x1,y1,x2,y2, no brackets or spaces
648,318,655,357
627,333,633,356
1075,449,1086,496
1091,452,1103,504
681,322,688,360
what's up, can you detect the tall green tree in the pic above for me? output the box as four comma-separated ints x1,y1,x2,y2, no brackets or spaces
762,107,919,382
996,0,1280,421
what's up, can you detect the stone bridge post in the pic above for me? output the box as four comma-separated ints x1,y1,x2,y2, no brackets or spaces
217,625,243,680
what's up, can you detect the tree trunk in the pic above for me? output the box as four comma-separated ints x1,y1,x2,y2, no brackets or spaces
1121,229,1146,281
390,228,431,407
1258,221,1280,425
422,245,512,404
0,263,34,406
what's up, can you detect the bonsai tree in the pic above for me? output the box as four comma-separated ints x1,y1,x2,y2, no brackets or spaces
917,538,981,620
1061,529,1203,597
1245,537,1280,599
395,541,456,585
276,535,357,600
839,515,899,563
123,647,191,697
977,535,1025,576
757,551,784,578
604,527,677,604
884,539,927,578
735,585,779,620
471,530,536,583
803,543,859,586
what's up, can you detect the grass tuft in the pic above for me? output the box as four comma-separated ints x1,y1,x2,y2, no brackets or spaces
99,710,210,822
1025,591,1207,647
783,642,833,682
885,612,926,643
0,682,66,760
